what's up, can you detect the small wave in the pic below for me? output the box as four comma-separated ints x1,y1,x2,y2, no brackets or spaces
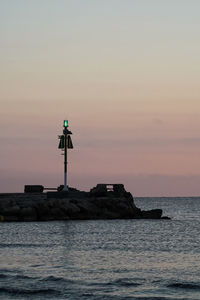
81,295,173,300
112,268,134,274
83,278,142,290
0,268,23,274
134,298,177,300
15,274,37,280
0,243,51,248
90,277,142,288
30,264,45,267
0,287,60,296
112,278,141,287
167,282,200,290
40,275,75,284
0,273,36,281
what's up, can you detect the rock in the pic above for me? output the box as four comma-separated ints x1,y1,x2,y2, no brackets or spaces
2,205,20,216
50,207,69,220
90,184,107,197
4,215,19,222
113,184,125,194
34,202,52,221
64,201,81,217
0,185,169,221
20,207,37,221
141,209,163,219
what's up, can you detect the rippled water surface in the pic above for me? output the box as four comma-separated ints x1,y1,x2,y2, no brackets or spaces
0,197,200,299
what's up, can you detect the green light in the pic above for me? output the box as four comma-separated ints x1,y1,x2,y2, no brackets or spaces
64,120,68,127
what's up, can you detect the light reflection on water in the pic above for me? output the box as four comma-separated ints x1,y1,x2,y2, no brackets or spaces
0,197,200,299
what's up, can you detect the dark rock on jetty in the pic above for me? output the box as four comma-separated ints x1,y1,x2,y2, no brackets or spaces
0,184,167,222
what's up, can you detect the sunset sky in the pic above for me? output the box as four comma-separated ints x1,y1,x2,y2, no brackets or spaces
1,1,200,196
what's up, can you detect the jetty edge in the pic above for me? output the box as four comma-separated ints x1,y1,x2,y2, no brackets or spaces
0,184,169,222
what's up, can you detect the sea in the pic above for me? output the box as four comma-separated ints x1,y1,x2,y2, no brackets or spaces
0,197,200,300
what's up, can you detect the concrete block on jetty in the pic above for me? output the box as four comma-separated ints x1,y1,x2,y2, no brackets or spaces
0,184,167,222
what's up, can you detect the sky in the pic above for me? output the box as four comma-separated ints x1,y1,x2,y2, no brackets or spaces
0,0,200,196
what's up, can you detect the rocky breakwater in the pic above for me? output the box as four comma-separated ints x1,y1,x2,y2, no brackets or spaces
0,184,167,222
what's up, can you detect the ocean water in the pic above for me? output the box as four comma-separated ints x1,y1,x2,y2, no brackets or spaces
0,197,200,300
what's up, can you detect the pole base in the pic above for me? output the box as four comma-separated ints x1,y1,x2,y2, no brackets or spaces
62,186,68,191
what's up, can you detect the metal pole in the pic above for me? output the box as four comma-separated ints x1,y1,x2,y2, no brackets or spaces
63,129,68,191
